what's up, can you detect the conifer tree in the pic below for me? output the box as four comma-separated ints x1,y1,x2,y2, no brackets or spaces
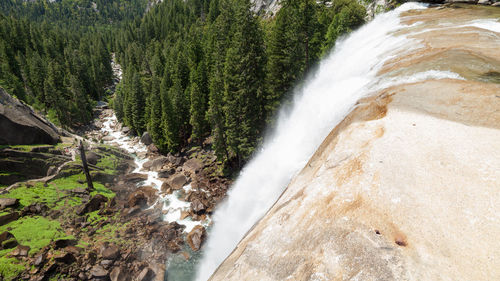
223,0,266,167
148,74,165,149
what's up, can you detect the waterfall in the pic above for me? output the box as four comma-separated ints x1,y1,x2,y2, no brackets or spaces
195,3,431,280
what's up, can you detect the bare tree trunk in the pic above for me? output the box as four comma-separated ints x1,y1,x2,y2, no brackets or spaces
79,140,94,191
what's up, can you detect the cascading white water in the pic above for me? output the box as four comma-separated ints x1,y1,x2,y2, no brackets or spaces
195,3,438,280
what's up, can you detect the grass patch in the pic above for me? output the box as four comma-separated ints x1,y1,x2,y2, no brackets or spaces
0,216,73,255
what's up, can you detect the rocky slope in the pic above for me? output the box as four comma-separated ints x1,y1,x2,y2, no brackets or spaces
209,4,500,281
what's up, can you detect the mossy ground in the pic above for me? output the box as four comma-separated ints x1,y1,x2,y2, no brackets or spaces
0,216,72,255
0,142,129,280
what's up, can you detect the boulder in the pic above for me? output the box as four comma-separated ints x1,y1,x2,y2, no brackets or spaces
136,267,155,281
183,158,204,174
127,190,147,208
52,238,77,249
86,151,99,165
90,265,108,278
11,245,30,257
161,182,171,194
53,252,75,264
0,231,14,244
77,194,108,215
147,144,159,154
0,87,60,145
1,237,17,249
186,225,206,252
191,199,206,214
169,174,188,190
0,198,19,210
34,252,46,267
22,203,49,216
110,266,129,281
121,127,131,134
141,132,153,145
101,244,120,260
102,136,115,142
157,167,175,178
123,173,148,184
142,156,169,172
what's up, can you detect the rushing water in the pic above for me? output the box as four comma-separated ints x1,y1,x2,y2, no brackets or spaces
99,114,210,233
194,3,442,280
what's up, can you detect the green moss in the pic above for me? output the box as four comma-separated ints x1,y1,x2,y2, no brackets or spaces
90,183,114,199
0,145,37,152
96,153,119,174
94,221,129,244
0,173,114,208
0,171,21,176
0,257,25,281
86,210,104,225
0,216,73,255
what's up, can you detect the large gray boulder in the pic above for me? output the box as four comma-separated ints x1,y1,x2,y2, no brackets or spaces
0,88,60,145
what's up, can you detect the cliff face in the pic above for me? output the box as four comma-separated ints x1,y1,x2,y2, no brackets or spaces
0,88,60,145
210,5,500,281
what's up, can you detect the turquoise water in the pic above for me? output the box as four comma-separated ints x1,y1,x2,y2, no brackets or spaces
166,245,204,281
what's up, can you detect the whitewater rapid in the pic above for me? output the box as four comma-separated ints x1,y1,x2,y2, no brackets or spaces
194,3,447,280
99,114,210,233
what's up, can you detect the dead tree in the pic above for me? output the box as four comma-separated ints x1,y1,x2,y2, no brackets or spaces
79,140,94,191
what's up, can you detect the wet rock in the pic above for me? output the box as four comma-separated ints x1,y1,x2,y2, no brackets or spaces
121,126,131,135
141,132,153,145
0,211,19,226
181,251,190,260
143,156,169,172
128,190,147,208
124,206,141,217
90,265,108,278
86,151,99,165
136,267,155,281
191,199,206,214
169,174,188,190
77,194,108,215
102,136,115,141
0,198,19,210
101,244,120,260
110,266,129,281
157,167,175,178
123,173,148,184
11,245,30,257
186,225,206,251
161,182,171,194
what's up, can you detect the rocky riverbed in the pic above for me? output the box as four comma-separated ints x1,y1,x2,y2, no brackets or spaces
81,105,232,280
